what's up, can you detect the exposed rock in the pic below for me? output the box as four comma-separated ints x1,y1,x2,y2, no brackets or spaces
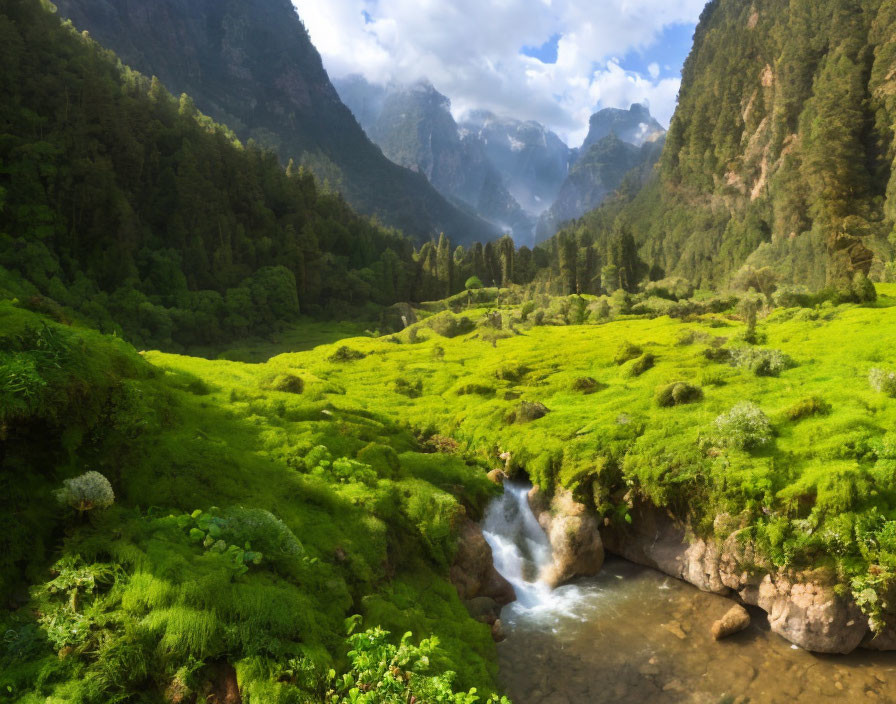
450,516,515,606
465,596,502,625
491,618,506,642
198,662,241,704
712,604,751,639
487,468,507,485
661,621,687,640
528,486,604,588
380,302,418,333
601,498,877,653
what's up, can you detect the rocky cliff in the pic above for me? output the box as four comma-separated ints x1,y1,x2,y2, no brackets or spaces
336,77,535,243
535,133,663,242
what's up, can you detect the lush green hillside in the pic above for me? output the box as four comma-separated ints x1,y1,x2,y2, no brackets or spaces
251,284,896,629
0,299,505,702
551,0,896,292
52,0,501,246
4,268,896,699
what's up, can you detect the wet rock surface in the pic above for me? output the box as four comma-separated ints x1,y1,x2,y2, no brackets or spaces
528,487,604,587
497,558,896,704
712,605,751,640
601,499,873,653
450,516,516,619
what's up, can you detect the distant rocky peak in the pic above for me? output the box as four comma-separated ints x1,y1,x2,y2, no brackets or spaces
582,103,665,151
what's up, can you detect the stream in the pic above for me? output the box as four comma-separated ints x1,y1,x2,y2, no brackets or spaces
482,483,896,703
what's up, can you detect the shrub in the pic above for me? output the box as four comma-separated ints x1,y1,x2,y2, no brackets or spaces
424,435,459,453
572,377,603,394
655,382,703,407
614,341,643,365
428,312,475,338
217,507,304,565
464,276,483,290
478,311,503,329
870,368,896,397
356,443,401,478
495,362,529,382
588,298,611,321
328,346,366,363
729,347,793,377
784,396,832,422
772,285,812,309
394,377,423,398
507,401,549,424
455,382,494,396
644,277,695,301
56,471,114,513
264,373,304,394
625,353,655,378
703,347,732,363
713,402,772,450
699,370,727,387
322,626,511,704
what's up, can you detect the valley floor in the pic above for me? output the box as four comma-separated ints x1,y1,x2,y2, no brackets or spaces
4,285,896,701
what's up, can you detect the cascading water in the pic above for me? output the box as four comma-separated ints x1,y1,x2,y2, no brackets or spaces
484,487,896,703
482,482,590,623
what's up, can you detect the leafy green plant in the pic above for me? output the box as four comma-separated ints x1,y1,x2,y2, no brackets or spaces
614,341,643,365
394,377,423,398
655,382,703,407
56,471,115,513
729,347,793,377
784,396,832,421
428,312,475,338
870,368,896,397
625,353,655,378
329,346,367,363
324,624,510,704
712,402,772,450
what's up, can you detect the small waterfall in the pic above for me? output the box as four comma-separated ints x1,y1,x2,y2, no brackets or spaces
482,482,587,620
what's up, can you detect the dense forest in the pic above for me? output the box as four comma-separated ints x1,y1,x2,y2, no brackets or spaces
0,0,532,351
52,0,501,246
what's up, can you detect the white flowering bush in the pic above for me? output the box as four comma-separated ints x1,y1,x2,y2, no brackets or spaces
729,347,793,377
713,402,772,450
56,471,114,512
869,368,896,397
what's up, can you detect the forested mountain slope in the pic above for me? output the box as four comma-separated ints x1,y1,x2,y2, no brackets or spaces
0,0,456,351
556,0,896,291
53,0,500,245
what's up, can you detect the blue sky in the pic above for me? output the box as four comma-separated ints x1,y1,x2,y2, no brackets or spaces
297,0,706,145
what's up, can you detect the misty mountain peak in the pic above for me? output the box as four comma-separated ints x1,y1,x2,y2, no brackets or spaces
582,103,665,150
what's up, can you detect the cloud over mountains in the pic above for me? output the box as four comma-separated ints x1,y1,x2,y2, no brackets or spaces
296,0,706,145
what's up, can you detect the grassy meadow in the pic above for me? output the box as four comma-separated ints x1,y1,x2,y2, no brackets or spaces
4,284,896,701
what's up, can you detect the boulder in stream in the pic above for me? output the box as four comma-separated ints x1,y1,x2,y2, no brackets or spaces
450,516,516,608
712,604,751,639
528,486,604,588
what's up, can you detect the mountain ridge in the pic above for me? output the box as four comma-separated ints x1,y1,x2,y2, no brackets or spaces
53,0,501,245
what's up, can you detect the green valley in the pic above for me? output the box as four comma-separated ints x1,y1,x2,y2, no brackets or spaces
4,0,896,702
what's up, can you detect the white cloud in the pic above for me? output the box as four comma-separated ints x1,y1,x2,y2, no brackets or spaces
295,0,706,145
